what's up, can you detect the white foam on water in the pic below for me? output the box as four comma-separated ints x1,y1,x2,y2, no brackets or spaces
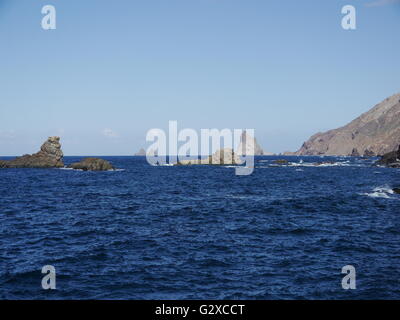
360,186,394,199
288,161,350,167
59,167,84,171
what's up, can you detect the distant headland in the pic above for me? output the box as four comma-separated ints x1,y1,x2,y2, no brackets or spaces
289,93,400,157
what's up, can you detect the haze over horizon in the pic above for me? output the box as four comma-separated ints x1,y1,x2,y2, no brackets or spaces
0,0,399,156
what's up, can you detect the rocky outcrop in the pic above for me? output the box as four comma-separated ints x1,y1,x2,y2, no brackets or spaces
375,145,400,168
177,148,242,166
0,137,116,171
364,149,375,157
67,158,115,171
0,136,64,168
134,148,146,156
236,131,270,156
209,148,242,165
350,148,360,157
295,93,400,156
393,188,400,194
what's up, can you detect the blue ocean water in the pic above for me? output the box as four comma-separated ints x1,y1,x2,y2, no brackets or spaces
0,156,399,300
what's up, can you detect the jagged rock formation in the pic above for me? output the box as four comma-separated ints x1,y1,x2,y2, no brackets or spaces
68,158,115,171
236,131,270,156
134,148,146,156
375,145,400,168
295,93,400,156
209,148,242,165
177,148,242,166
0,136,64,168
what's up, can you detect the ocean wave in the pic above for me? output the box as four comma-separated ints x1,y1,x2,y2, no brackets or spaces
258,161,354,168
289,161,351,167
59,167,125,172
360,186,395,199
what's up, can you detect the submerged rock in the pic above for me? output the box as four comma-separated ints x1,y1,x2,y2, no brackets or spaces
68,158,115,171
273,159,289,165
375,146,400,168
0,136,64,168
393,188,400,194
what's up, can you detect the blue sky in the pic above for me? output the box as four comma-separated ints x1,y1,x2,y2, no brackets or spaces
0,0,399,155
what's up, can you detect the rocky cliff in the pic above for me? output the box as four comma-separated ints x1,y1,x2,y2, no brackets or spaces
0,136,64,168
295,93,400,156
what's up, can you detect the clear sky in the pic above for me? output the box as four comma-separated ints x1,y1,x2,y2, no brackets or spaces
0,0,399,155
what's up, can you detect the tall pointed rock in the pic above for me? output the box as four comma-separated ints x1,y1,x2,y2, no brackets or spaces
236,130,267,156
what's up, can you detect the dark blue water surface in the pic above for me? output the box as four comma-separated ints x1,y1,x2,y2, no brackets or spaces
1,156,399,299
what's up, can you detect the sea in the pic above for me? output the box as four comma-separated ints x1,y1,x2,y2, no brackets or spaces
0,156,399,299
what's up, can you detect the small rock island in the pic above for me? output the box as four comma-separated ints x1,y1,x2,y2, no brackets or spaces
68,158,115,171
0,136,64,168
134,148,146,156
0,136,115,171
177,148,242,166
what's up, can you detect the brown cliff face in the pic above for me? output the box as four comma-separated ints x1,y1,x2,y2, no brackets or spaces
0,136,64,168
295,93,400,156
